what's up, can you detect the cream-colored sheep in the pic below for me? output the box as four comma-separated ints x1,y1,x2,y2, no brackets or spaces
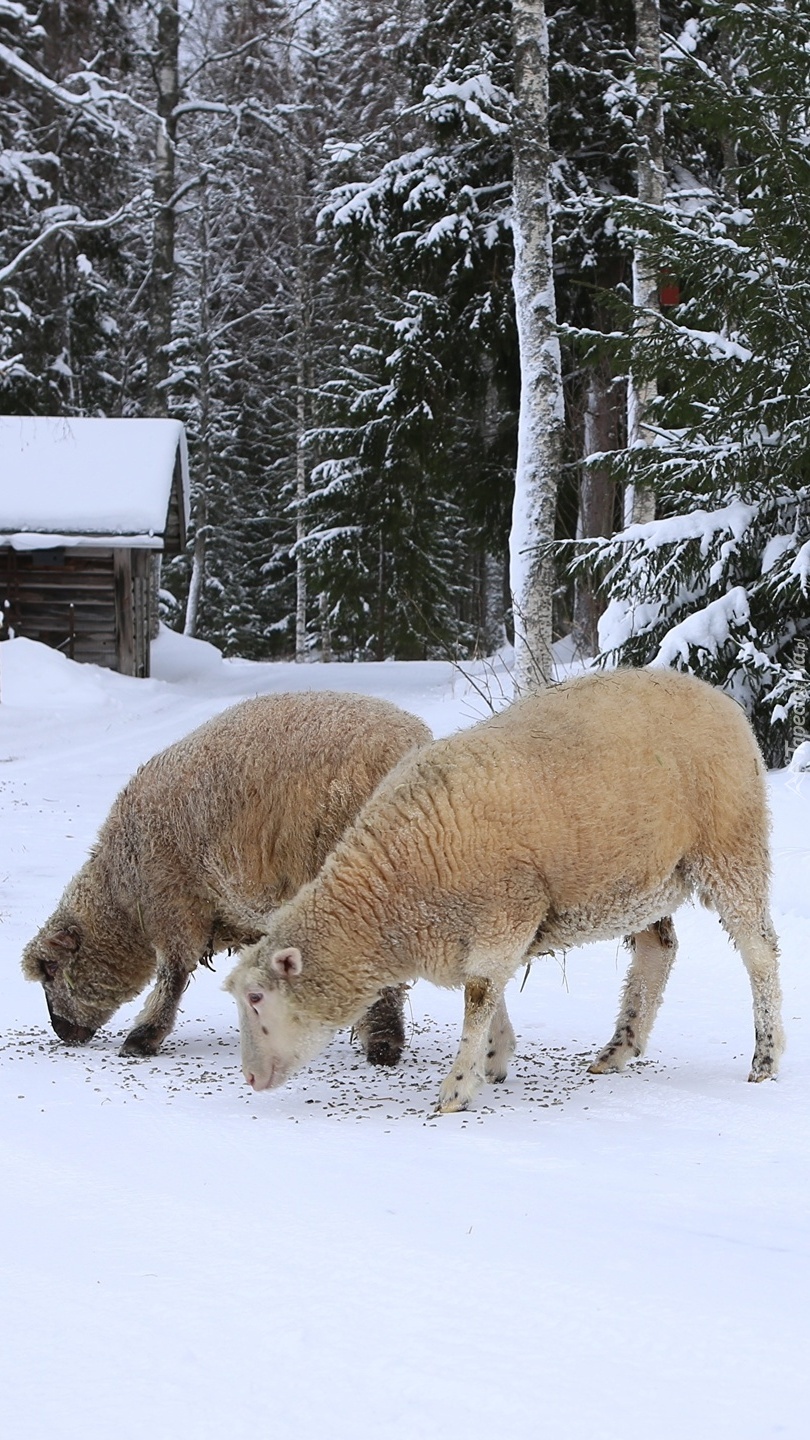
225,668,784,1112
22,691,430,1059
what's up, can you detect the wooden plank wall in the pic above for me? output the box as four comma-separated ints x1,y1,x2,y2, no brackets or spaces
0,545,161,675
0,546,118,667
164,455,186,557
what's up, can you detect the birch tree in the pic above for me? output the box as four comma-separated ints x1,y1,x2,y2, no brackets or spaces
509,0,564,689
293,206,312,663
145,0,180,416
625,0,664,525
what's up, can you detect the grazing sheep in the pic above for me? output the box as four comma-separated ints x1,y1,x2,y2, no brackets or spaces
22,691,430,1059
225,668,784,1112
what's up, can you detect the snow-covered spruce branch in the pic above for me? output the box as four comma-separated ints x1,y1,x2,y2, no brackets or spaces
421,75,510,136
323,69,510,175
651,587,751,668
591,501,758,557
0,194,150,287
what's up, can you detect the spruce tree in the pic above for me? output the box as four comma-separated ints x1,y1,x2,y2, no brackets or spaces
311,0,518,660
573,0,810,763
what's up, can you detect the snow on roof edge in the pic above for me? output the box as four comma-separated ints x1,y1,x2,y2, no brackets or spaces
1,532,164,551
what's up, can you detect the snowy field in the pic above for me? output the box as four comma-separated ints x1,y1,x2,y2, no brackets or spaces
2,629,809,1440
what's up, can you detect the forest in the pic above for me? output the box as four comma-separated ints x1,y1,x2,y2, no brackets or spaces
2,0,810,762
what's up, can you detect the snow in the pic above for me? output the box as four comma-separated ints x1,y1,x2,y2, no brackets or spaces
422,75,510,136
789,539,810,594
2,633,810,1440
673,325,753,364
652,586,751,667
789,739,810,773
762,533,795,575
0,416,189,540
614,500,758,555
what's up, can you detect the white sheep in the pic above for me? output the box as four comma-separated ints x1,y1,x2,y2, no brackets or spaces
225,668,784,1112
22,690,430,1059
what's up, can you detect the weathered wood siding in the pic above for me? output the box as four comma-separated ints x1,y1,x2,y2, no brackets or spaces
163,453,186,556
1,547,117,667
0,544,159,675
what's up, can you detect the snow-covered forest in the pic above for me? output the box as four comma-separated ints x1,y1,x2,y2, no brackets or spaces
5,8,810,1431
3,1,810,759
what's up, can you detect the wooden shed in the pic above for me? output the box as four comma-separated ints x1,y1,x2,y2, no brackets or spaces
0,417,189,677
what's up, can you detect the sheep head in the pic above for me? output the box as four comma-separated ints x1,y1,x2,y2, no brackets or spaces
22,890,156,1044
224,942,335,1091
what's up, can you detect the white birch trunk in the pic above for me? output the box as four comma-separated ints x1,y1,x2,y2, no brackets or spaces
184,535,204,639
184,188,211,639
145,0,179,418
295,366,307,662
509,0,564,691
294,224,309,663
625,0,664,526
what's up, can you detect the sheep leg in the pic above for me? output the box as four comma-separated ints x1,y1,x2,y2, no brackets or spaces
120,952,191,1056
438,978,501,1113
589,917,678,1074
485,994,516,1083
703,868,784,1081
353,985,407,1067
734,919,784,1082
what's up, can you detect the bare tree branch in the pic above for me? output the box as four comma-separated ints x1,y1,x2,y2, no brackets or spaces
0,41,119,131
0,194,150,286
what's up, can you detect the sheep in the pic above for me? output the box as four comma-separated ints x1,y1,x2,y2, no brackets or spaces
22,690,431,1060
224,668,785,1113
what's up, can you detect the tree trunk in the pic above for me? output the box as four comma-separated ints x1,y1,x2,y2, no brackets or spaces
293,209,313,661
319,591,332,662
572,366,619,654
509,0,564,692
295,360,308,661
184,186,212,639
145,0,179,417
184,498,206,639
625,0,664,526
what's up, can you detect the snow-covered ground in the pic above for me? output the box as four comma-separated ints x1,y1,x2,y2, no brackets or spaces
2,631,809,1440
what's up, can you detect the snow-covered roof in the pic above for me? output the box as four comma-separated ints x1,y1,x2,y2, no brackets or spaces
0,416,190,548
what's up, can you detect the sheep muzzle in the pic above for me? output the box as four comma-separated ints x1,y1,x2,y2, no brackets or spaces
45,992,96,1045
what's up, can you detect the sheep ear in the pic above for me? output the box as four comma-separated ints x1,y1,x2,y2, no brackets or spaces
47,927,81,954
270,947,303,978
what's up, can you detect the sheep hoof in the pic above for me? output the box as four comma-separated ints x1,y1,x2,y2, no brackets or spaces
589,1041,636,1074
436,1097,469,1115
365,1037,404,1068
437,1075,477,1113
120,1025,162,1057
587,1055,618,1074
